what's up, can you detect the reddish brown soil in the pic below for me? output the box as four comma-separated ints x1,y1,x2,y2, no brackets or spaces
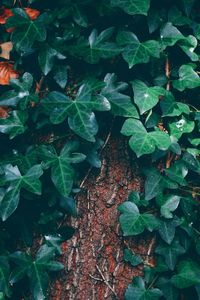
50,136,155,300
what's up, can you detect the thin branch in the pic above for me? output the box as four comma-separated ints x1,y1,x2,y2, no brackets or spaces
96,265,118,297
165,57,170,91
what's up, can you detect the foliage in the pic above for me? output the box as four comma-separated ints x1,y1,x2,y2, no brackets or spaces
0,0,199,299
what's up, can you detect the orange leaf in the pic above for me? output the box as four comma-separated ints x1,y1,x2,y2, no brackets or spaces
0,62,19,85
0,107,9,119
0,7,13,24
0,41,13,60
24,8,40,20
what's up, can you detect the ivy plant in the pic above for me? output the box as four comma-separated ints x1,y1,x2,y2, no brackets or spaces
0,0,199,299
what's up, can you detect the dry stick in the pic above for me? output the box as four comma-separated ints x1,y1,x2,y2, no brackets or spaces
96,265,118,297
144,236,156,267
35,76,45,94
165,57,171,91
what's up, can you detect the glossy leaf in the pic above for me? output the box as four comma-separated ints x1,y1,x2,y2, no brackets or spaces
132,80,165,114
118,31,160,68
111,0,150,16
121,119,171,157
171,260,200,288
39,142,85,197
125,277,162,300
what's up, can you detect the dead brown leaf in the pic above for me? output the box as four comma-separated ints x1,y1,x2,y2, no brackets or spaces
0,42,13,60
0,61,19,85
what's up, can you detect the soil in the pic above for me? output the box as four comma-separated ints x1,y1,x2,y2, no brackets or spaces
50,135,155,300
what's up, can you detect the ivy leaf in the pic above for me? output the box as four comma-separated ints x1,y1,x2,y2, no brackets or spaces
169,116,195,139
69,28,122,64
0,73,34,109
0,111,28,139
0,164,43,221
6,9,46,51
158,217,182,244
38,44,58,75
111,0,150,16
155,239,185,270
101,73,139,118
160,22,184,47
118,201,159,236
10,245,63,300
124,249,143,267
160,92,190,117
171,260,200,288
0,256,11,298
132,80,165,114
144,168,178,201
42,82,110,142
173,64,200,91
53,65,68,89
39,142,85,197
125,277,162,300
121,119,171,157
118,31,160,68
182,152,200,174
165,161,188,186
157,277,179,300
160,195,181,219
178,35,198,61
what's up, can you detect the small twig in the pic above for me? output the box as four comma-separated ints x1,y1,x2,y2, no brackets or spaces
96,265,118,297
144,236,156,267
35,76,45,94
89,273,103,282
166,152,174,169
165,57,170,91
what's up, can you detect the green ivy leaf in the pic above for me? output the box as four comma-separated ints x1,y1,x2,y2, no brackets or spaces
157,277,179,300
69,28,122,64
173,64,200,91
171,260,200,288
101,73,139,118
118,31,160,68
125,277,162,300
124,249,143,266
158,217,182,244
160,92,190,117
6,9,46,51
0,111,28,139
42,82,110,142
121,119,171,157
160,195,181,219
10,245,63,300
160,22,184,47
132,80,165,114
144,168,178,201
0,256,11,298
182,152,200,174
118,201,159,236
169,116,195,139
39,142,85,197
156,239,185,270
165,161,188,186
111,0,150,16
0,164,43,221
38,44,58,75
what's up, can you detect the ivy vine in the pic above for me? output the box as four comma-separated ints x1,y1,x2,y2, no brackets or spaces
0,0,200,299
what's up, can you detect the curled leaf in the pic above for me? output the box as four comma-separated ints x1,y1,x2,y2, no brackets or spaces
0,42,13,60
0,62,19,85
0,7,13,24
24,8,40,20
